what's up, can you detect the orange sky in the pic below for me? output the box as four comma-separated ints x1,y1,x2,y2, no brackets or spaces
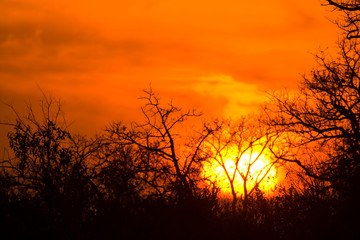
0,0,340,139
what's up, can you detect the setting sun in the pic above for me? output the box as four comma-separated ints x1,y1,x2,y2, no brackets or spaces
203,150,278,197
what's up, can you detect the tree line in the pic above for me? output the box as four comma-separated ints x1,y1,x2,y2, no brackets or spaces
1,1,360,239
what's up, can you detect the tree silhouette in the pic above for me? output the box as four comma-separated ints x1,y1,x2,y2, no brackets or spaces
324,0,360,39
106,87,217,202
265,37,360,188
0,95,105,238
326,0,360,11
204,117,279,212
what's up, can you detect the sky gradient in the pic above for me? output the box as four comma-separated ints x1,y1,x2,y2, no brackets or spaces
0,0,340,138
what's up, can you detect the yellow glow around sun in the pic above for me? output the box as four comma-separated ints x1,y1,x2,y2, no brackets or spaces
202,150,278,197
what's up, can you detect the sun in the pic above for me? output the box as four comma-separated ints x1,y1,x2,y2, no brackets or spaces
202,149,278,197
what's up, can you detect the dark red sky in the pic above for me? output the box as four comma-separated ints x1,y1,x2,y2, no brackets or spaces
0,0,340,140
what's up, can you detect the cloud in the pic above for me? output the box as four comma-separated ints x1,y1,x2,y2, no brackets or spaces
191,75,267,117
0,0,340,145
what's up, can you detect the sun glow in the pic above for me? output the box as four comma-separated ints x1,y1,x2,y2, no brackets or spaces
203,150,278,196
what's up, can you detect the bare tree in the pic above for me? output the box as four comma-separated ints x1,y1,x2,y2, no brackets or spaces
324,0,360,39
107,88,217,201
325,0,360,11
264,36,360,192
204,117,279,212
